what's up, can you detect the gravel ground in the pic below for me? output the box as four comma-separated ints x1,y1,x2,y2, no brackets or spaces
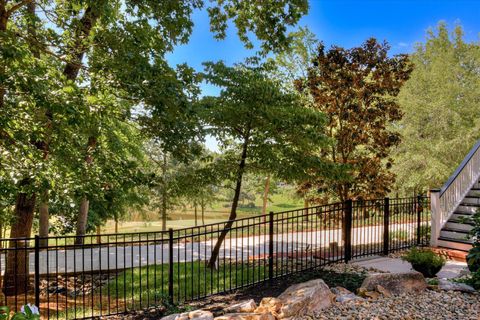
314,290,480,320
108,261,480,320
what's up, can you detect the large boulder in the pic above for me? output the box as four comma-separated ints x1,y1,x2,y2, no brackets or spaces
160,313,189,320
161,310,214,320
331,286,364,303
276,279,335,318
224,300,257,313
254,297,283,316
438,279,476,293
214,313,275,320
360,272,427,295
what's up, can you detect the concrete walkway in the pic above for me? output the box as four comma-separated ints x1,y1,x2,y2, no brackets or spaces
353,256,469,279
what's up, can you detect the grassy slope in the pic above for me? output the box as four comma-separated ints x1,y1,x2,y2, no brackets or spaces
102,188,303,233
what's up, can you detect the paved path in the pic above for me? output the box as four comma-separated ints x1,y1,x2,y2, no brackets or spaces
353,256,468,279
0,222,421,275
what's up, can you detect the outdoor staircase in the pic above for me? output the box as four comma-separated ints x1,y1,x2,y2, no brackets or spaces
431,140,480,252
437,184,478,251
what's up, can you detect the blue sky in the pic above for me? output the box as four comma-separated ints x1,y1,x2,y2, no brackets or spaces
166,0,480,150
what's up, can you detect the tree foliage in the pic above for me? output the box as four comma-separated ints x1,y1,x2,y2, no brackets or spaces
393,22,480,194
0,0,309,293
298,39,413,202
200,60,331,267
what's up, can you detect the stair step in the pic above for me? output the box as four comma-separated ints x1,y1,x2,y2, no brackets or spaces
452,211,475,218
461,197,480,205
437,238,473,252
431,247,467,262
467,191,480,197
438,236,474,244
455,205,479,214
439,230,472,241
448,217,475,226
459,203,480,207
441,227,472,234
443,222,474,232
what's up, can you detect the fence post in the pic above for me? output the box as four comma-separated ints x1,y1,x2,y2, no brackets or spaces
416,194,422,245
344,199,353,263
430,189,441,247
383,197,390,256
268,211,274,281
168,228,174,304
34,235,40,308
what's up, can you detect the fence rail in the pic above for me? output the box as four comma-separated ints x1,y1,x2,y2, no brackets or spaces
0,196,430,319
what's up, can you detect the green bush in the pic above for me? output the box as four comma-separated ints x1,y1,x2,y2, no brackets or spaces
0,305,40,320
467,270,480,290
467,246,480,273
401,247,446,277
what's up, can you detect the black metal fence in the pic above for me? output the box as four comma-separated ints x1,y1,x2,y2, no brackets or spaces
0,196,430,319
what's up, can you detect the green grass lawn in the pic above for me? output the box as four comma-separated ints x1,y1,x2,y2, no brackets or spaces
99,187,303,234
103,261,267,304
47,261,267,319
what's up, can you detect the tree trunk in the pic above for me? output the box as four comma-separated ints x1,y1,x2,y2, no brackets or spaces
115,217,119,234
96,225,101,244
194,202,198,227
75,197,89,244
68,4,102,243
207,134,249,269
261,175,270,217
304,198,309,222
74,136,97,244
1,4,38,296
38,193,49,247
2,0,102,293
0,2,7,110
161,153,167,231
201,199,205,225
3,191,36,296
4,0,39,279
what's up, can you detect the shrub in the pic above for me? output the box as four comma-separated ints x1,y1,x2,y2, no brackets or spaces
467,270,480,290
0,305,40,320
467,246,480,273
401,247,446,277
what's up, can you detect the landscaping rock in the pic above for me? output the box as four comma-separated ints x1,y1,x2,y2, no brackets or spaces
375,284,392,297
224,300,257,313
160,313,188,320
360,271,427,295
357,287,381,299
254,297,283,315
214,313,275,320
315,290,480,320
330,286,362,303
438,279,476,293
277,279,334,318
188,310,214,320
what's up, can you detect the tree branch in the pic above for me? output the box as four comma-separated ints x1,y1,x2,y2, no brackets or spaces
6,0,34,16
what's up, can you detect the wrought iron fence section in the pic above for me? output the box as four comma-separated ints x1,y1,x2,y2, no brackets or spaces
0,196,430,319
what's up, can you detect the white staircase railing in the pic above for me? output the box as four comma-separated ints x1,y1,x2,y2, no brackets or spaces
430,139,480,246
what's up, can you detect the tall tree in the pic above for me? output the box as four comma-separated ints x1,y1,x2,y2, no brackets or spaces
200,61,331,268
298,39,412,202
0,0,309,294
393,22,480,195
